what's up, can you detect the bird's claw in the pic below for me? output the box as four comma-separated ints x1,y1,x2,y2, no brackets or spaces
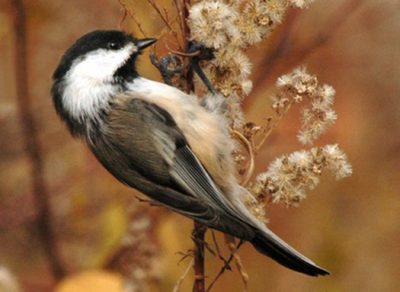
150,53,184,87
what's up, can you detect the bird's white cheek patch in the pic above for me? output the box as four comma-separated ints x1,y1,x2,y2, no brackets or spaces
70,45,134,82
61,44,136,121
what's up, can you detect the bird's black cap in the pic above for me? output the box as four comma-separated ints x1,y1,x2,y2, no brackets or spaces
52,30,136,81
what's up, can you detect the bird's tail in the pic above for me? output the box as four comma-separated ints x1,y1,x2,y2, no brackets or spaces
250,228,329,276
230,186,329,276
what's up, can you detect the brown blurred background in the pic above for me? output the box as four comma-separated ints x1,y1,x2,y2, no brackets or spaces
1,0,399,291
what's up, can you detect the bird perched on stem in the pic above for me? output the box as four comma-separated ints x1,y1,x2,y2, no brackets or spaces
51,30,329,276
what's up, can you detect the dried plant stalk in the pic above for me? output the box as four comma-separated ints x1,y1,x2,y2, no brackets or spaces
11,0,65,280
173,258,194,292
118,0,147,36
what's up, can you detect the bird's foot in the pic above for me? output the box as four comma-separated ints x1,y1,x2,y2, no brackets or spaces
150,53,185,88
187,42,218,94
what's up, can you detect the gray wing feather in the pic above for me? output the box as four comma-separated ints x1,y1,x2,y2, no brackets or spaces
172,145,245,218
170,145,257,239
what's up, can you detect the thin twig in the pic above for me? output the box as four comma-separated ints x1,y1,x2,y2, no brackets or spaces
206,240,244,292
135,195,162,207
168,47,201,57
254,101,294,152
146,0,182,48
173,258,194,292
118,9,128,29
231,130,255,187
225,235,248,291
176,250,194,265
211,231,231,269
11,0,65,280
118,0,147,37
172,0,184,37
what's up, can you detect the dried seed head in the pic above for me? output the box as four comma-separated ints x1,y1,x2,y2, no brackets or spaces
273,67,338,145
253,145,352,207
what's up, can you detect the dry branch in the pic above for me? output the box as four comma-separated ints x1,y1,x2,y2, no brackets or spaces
11,0,65,280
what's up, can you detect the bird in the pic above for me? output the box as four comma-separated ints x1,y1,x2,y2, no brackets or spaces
51,30,329,276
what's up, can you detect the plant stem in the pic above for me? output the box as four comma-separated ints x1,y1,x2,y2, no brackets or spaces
192,221,207,292
181,0,194,93
206,240,244,292
11,0,65,280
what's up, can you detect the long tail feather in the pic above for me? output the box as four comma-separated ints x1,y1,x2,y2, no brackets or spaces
251,229,329,276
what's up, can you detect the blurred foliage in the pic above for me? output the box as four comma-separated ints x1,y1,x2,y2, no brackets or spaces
56,270,123,292
0,0,400,291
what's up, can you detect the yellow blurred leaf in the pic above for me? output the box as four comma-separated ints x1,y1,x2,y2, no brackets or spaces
55,270,123,292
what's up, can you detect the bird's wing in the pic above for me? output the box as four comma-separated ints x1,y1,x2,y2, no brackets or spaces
98,97,255,239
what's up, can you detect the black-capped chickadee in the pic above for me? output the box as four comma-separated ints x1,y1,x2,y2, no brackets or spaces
51,30,329,276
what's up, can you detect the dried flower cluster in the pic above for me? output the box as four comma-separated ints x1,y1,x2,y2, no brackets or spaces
244,66,352,211
188,0,351,214
272,67,337,144
189,0,315,49
252,144,352,206
188,0,315,128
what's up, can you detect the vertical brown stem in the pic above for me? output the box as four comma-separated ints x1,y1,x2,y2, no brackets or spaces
180,0,207,291
181,0,194,93
192,221,207,292
11,0,65,280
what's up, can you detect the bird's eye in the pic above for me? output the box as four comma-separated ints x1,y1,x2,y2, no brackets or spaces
107,42,120,50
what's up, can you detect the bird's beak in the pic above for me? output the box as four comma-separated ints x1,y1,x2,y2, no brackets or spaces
137,38,157,50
